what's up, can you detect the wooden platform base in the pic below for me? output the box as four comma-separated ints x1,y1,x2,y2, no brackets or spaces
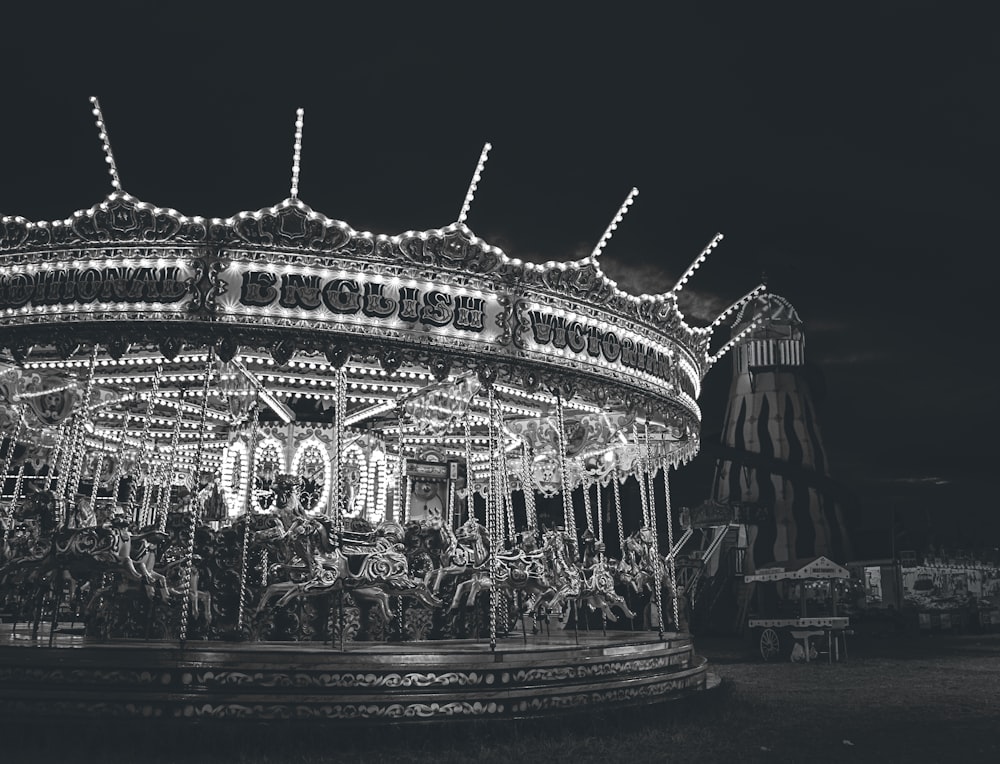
0,628,715,722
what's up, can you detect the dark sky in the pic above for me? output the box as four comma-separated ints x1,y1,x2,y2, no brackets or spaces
2,3,996,554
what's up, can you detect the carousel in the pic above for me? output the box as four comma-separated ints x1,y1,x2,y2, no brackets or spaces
0,101,763,722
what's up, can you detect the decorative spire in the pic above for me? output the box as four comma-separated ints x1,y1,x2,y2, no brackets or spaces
89,97,122,192
671,233,724,294
290,108,304,200
709,284,768,331
591,187,638,260
457,142,492,225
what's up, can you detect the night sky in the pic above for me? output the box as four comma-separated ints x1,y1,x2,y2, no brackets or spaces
2,3,995,557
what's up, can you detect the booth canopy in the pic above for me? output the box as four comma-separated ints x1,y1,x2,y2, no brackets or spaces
745,556,849,583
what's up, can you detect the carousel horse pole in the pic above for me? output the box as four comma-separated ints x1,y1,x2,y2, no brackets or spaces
128,364,163,524
1,419,23,511
109,410,131,510
596,476,607,636
612,474,636,630
553,388,578,645
661,457,680,633
44,420,68,493
462,411,473,529
236,397,261,637
180,351,213,646
332,366,346,649
486,384,499,651
49,345,99,645
642,422,665,640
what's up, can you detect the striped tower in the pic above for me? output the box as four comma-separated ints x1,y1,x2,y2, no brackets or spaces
712,293,852,569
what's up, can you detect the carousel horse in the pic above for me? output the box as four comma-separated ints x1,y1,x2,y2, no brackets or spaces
426,517,490,594
0,490,61,586
253,542,442,621
48,518,180,608
447,531,560,617
542,528,634,625
403,519,450,582
575,534,636,623
252,480,441,622
0,492,183,639
1,492,179,605
158,549,213,627
616,527,661,594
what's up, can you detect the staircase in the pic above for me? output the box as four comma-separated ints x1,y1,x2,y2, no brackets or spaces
675,524,748,634
677,524,741,600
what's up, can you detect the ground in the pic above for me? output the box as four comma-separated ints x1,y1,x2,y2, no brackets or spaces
2,631,998,763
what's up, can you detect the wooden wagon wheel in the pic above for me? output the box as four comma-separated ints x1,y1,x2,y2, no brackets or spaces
759,627,782,661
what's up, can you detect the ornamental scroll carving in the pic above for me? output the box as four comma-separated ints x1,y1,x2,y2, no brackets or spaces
232,202,351,251
396,229,501,273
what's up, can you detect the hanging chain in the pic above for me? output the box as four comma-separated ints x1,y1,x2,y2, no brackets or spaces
237,399,261,634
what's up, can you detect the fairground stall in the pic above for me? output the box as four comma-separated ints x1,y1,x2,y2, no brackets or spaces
745,556,851,663
0,101,763,722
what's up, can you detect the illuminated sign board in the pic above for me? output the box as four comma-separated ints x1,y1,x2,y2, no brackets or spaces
216,261,506,344
0,260,192,310
521,303,678,386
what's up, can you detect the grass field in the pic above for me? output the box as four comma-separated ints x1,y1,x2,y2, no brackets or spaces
2,632,998,763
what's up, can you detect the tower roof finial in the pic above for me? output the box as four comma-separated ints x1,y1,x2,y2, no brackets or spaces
89,97,122,193
591,187,638,260
457,142,492,226
290,108,304,200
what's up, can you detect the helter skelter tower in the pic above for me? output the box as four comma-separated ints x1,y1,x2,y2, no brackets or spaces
712,292,852,569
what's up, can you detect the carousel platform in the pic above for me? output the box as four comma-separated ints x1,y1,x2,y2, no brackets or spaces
0,627,715,723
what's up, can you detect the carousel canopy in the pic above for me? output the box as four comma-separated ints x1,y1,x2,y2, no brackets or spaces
0,101,765,500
